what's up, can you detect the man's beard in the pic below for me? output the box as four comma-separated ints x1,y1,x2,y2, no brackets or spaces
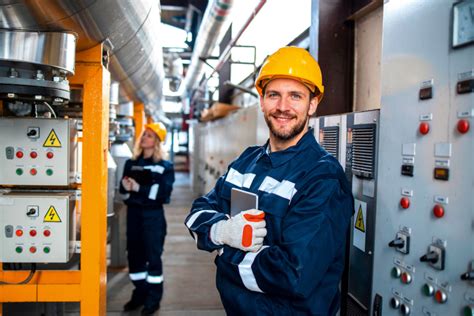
264,110,308,141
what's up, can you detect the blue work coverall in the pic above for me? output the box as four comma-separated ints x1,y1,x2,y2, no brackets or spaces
185,129,353,315
120,156,175,309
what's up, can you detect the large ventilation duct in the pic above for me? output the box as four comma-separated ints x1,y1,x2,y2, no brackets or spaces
0,0,164,111
179,0,233,97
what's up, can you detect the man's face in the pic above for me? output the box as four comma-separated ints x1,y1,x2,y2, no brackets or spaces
260,78,318,142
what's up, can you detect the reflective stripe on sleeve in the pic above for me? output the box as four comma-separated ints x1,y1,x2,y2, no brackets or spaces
238,245,268,293
129,271,147,281
225,168,255,188
185,210,218,229
148,184,159,200
146,274,164,284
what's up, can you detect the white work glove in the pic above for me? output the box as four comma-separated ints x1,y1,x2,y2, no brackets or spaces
121,177,140,192
210,209,267,252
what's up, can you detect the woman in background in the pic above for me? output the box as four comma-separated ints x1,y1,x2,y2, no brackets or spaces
120,122,175,315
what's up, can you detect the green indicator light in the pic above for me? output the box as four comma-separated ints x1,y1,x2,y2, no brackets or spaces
43,247,50,254
15,246,23,253
46,169,53,176
422,284,433,296
464,305,474,316
391,267,400,278
16,168,23,175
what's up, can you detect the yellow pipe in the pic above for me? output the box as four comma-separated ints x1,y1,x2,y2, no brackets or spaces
70,43,110,315
134,102,146,142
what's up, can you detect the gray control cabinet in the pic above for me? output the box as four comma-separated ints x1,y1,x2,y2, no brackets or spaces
370,1,474,315
0,192,77,263
0,118,81,186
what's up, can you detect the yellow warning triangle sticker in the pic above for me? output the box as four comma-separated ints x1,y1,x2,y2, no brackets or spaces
355,205,365,232
43,129,62,147
44,206,62,223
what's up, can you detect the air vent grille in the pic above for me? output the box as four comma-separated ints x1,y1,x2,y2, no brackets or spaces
352,124,376,179
321,126,339,160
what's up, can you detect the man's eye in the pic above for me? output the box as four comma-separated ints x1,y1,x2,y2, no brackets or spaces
291,94,302,100
267,92,278,98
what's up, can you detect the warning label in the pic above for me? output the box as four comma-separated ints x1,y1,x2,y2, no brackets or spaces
43,129,62,147
44,206,62,223
353,199,367,252
355,205,365,232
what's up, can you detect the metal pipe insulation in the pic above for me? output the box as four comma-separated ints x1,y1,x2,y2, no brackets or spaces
179,0,234,97
0,0,164,111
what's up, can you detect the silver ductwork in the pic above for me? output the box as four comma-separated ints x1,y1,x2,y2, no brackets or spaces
0,0,164,111
179,0,233,97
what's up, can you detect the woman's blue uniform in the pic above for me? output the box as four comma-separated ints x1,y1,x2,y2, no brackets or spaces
120,156,175,310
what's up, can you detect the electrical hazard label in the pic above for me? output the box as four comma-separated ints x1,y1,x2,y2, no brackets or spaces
43,129,62,147
353,199,367,252
355,205,365,232
44,206,62,222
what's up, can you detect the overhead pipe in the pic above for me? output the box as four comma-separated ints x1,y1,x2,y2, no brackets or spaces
179,0,234,97
0,0,164,112
197,0,267,93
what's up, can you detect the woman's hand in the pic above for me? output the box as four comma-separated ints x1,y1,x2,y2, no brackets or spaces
121,176,139,192
128,177,140,192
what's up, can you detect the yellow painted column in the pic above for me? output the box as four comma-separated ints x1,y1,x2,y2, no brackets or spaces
134,102,146,142
70,44,110,315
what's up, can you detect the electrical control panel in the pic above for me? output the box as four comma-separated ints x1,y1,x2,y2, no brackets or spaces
0,118,81,186
344,110,380,312
369,1,474,315
0,192,77,263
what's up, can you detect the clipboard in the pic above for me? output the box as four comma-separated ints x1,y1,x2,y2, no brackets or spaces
230,187,258,217
125,166,153,185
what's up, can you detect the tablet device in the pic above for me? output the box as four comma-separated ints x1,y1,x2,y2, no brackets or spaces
125,166,153,185
231,187,258,217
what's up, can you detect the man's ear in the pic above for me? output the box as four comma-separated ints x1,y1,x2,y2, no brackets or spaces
308,96,318,116
259,96,265,112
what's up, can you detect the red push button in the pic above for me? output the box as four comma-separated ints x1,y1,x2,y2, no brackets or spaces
458,119,470,134
46,151,54,159
30,168,37,176
16,151,24,158
435,289,447,303
29,229,37,237
401,272,412,284
30,151,38,159
433,204,445,218
419,122,430,135
15,229,23,237
43,229,51,237
400,197,410,209
29,246,37,253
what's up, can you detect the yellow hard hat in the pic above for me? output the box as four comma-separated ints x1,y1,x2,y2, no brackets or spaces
144,122,167,142
255,46,324,101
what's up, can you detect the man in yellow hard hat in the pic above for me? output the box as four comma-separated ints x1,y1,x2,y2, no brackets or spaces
186,46,353,315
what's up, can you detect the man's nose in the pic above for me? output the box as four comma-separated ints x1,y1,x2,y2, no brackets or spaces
276,96,291,111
